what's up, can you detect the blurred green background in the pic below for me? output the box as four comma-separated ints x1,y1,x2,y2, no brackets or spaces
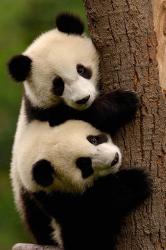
0,1,86,249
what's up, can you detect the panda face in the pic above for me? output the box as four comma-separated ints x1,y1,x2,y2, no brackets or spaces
8,14,99,110
17,120,121,194
25,31,99,110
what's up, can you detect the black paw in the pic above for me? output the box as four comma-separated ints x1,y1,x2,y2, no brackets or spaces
81,89,140,134
117,168,152,203
110,89,140,122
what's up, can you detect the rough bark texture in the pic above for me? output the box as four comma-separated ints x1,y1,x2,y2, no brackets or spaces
153,0,166,94
85,0,166,249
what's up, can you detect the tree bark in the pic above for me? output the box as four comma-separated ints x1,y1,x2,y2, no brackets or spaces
85,0,166,249
153,0,166,94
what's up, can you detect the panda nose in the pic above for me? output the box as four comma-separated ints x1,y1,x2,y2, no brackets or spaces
76,95,90,105
111,153,119,167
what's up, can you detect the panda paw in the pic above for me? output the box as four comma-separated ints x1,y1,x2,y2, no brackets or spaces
109,89,140,122
91,89,140,134
117,168,152,205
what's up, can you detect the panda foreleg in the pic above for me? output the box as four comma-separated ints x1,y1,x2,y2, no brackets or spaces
114,168,152,215
88,89,140,134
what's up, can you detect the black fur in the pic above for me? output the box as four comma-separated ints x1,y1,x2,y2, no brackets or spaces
76,157,94,178
87,134,108,145
32,160,55,187
77,64,92,79
56,13,84,35
24,89,139,135
20,187,56,245
111,153,119,167
26,168,152,250
52,77,65,96
8,55,32,82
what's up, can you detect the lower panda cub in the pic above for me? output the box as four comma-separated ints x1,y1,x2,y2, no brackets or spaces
11,120,152,250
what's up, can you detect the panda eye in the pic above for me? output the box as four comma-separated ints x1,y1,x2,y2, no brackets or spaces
87,135,98,145
77,64,92,79
87,134,108,146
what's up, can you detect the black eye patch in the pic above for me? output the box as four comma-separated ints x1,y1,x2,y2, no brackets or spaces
76,157,94,179
87,134,108,146
52,77,64,96
32,159,55,187
77,64,92,79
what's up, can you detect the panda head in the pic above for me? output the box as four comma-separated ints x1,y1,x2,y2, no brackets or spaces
8,13,99,110
18,120,122,193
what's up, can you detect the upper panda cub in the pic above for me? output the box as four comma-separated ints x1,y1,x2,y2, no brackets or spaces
14,120,151,250
8,13,139,134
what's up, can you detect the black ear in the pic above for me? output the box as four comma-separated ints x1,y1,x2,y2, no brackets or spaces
56,13,84,35
8,55,32,82
32,159,56,187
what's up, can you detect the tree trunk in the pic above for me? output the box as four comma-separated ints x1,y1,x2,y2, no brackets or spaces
153,0,166,94
85,0,166,249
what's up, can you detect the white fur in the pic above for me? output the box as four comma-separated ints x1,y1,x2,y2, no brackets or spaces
10,27,100,221
51,219,63,248
63,78,97,109
23,29,99,109
9,24,116,245
11,27,99,209
10,100,28,211
12,120,121,196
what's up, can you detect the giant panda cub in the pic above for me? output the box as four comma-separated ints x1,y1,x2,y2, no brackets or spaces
13,120,152,250
8,13,139,134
